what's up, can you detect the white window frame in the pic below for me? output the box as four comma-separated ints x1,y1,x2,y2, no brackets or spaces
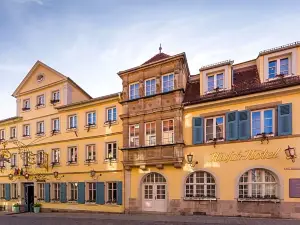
105,142,117,161
206,72,224,93
106,107,117,122
145,78,156,96
87,182,96,203
37,183,45,201
204,116,225,143
36,94,45,106
68,182,78,201
0,159,5,168
52,148,60,164
162,74,174,93
106,182,117,204
0,184,5,199
11,153,17,167
86,144,96,162
52,118,60,132
68,146,78,164
36,121,45,135
86,111,96,126
145,122,156,146
52,183,61,201
268,55,292,80
36,150,44,166
52,90,60,101
68,115,77,129
23,124,30,137
162,119,174,144
251,108,275,138
129,124,139,147
0,129,5,140
11,183,18,199
10,127,17,139
129,82,140,100
23,99,30,110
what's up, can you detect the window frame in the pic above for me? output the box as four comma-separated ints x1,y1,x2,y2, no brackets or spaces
68,182,78,202
0,129,5,140
22,99,30,111
52,90,60,102
0,184,6,199
105,142,117,161
52,148,60,164
85,144,96,162
68,115,77,129
37,183,45,201
10,127,17,139
67,146,78,164
52,118,60,132
129,124,139,147
36,94,45,107
86,111,97,126
52,183,61,201
206,72,224,93
36,121,45,135
106,182,117,204
251,108,275,138
129,82,140,100
204,116,225,143
162,74,174,93
11,153,17,167
11,183,18,199
106,107,117,122
268,55,291,79
36,150,45,166
162,119,174,144
145,78,156,96
23,124,30,137
86,182,96,203
145,121,156,146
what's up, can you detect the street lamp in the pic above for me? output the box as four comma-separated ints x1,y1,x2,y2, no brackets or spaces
186,153,198,167
285,146,297,163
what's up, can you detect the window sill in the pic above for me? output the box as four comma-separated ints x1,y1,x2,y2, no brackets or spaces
85,202,96,205
183,197,217,201
237,198,280,203
51,163,61,167
104,121,118,127
84,125,97,130
36,133,45,137
84,160,97,165
21,109,31,112
22,136,31,140
205,88,226,95
66,162,78,166
205,139,224,144
35,105,46,109
266,74,295,82
104,159,118,164
66,128,78,133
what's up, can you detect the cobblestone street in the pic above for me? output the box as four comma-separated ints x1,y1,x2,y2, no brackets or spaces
0,213,299,225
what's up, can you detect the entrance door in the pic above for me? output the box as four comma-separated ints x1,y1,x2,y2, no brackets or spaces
24,183,34,212
142,173,167,212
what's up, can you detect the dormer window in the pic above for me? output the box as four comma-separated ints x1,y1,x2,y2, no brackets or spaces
207,73,224,92
129,83,139,100
268,57,289,79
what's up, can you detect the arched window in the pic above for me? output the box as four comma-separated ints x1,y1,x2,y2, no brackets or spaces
143,172,166,184
185,171,216,199
238,168,278,199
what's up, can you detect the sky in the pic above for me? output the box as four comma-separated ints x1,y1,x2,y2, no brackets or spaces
1,0,300,119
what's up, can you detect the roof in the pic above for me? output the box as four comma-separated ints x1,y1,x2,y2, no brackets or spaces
142,53,171,65
56,92,120,110
0,116,22,125
183,65,300,105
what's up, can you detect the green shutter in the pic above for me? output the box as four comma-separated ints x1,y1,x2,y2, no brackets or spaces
117,181,123,205
60,183,67,203
192,117,203,144
45,183,50,202
278,103,292,136
238,110,250,140
96,182,105,205
5,184,10,201
226,111,238,141
77,182,85,204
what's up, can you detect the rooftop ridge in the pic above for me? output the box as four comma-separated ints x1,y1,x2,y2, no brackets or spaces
200,60,234,71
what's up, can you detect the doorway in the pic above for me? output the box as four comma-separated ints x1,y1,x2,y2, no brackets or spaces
24,183,34,212
142,172,167,212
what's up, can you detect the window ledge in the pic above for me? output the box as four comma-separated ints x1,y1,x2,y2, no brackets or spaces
36,133,45,137
267,74,295,82
84,125,97,130
84,160,97,165
35,105,45,109
22,136,31,140
205,88,227,95
66,128,78,133
66,162,78,166
104,121,118,127
85,202,97,205
183,197,217,201
237,198,280,203
104,159,118,164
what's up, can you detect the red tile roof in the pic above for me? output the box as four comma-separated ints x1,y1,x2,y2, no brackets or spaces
142,53,171,65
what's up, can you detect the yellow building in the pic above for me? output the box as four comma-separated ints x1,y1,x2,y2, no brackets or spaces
0,61,124,213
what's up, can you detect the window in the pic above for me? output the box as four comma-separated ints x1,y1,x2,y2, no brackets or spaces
11,184,18,199
68,147,77,164
145,78,156,96
52,149,60,164
68,115,77,129
106,142,117,160
37,183,45,200
10,127,16,139
129,124,139,147
22,99,30,110
11,154,17,167
87,111,96,126
36,94,45,106
129,83,139,100
106,107,117,122
86,144,96,162
87,182,96,202
145,122,156,146
0,184,5,199
23,152,29,166
0,160,5,168
106,182,117,204
205,116,224,142
23,124,30,137
52,118,60,132
207,73,224,92
52,90,60,102
52,183,60,201
239,169,278,199
0,129,5,140
185,171,216,199
162,119,174,144
68,182,78,201
37,121,45,135
36,150,44,165
162,74,174,92
268,57,289,79
251,109,274,137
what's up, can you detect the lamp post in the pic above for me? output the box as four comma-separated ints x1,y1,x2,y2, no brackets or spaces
186,153,198,167
285,146,297,162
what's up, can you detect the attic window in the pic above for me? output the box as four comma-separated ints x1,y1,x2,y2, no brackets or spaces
37,74,44,82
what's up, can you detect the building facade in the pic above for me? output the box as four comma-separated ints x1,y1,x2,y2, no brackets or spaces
0,42,300,218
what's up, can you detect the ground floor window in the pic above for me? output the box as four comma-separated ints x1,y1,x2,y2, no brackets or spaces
11,183,18,199
52,183,60,201
68,182,78,201
106,182,117,204
87,182,96,203
0,184,5,199
238,168,278,199
37,183,45,200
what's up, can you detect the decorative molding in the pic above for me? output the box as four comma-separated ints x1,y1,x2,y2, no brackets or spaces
200,60,234,71
259,41,300,56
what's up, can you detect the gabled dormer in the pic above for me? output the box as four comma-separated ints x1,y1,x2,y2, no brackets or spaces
199,60,234,95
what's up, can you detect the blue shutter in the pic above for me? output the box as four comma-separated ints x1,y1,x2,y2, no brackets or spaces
278,103,292,136
238,110,250,140
60,183,67,203
77,182,85,204
5,184,10,201
192,117,203,144
45,183,50,202
117,181,123,205
96,182,105,205
226,111,238,141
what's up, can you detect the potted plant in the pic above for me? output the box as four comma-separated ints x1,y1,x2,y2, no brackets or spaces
33,202,41,213
12,203,20,213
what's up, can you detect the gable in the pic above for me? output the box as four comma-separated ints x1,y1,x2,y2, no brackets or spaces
13,61,67,97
